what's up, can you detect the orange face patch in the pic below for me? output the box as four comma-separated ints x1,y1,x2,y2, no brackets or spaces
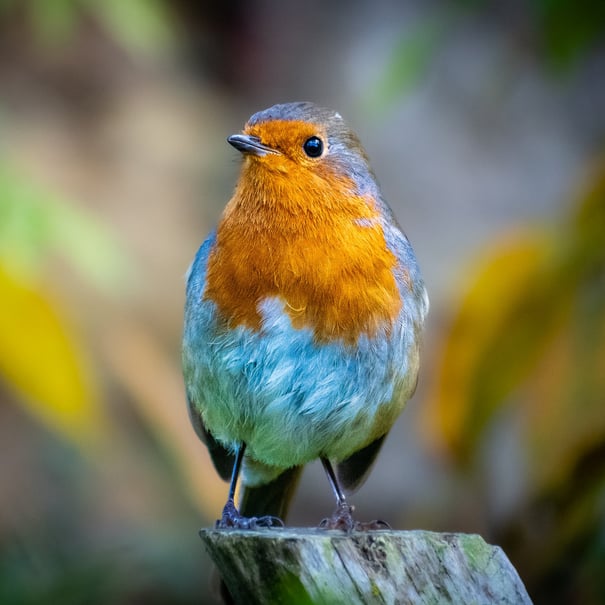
204,121,402,344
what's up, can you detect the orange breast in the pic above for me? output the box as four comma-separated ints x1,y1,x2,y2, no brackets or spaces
204,159,402,344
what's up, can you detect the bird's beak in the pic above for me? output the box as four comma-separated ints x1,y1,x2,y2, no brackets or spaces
227,134,278,157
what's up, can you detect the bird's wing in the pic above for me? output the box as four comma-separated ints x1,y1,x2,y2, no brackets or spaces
187,397,234,481
335,207,426,493
184,230,236,482
336,434,386,493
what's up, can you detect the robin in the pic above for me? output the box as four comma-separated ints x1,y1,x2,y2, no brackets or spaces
182,102,428,530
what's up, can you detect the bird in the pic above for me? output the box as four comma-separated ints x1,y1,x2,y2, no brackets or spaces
182,101,428,530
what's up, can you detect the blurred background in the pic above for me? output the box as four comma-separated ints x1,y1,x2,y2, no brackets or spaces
0,1,604,603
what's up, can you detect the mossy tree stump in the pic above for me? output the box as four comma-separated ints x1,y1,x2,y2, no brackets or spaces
201,528,532,604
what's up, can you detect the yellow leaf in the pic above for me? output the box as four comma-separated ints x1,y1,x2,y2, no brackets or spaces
524,263,605,494
519,161,605,491
422,230,557,461
526,317,605,493
0,264,105,448
570,158,605,265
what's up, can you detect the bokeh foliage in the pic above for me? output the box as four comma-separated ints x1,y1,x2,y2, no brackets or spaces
0,1,604,604
424,161,605,603
531,0,605,68
0,165,125,447
0,0,174,52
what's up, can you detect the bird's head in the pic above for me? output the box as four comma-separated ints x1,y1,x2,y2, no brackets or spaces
228,102,378,200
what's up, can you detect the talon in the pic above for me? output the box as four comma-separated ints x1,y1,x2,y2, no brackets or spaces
319,502,356,531
215,499,284,529
319,502,391,532
249,515,284,529
354,518,391,531
215,498,239,528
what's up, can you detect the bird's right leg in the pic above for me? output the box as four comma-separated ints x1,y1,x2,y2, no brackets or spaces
216,443,284,529
318,457,357,531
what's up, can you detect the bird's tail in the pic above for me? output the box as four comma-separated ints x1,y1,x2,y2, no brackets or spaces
239,465,303,521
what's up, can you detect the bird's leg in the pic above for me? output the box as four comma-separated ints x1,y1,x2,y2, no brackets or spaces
319,458,390,532
216,442,246,528
319,458,356,530
216,443,284,529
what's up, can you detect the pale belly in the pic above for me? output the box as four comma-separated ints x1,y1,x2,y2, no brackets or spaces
183,297,420,477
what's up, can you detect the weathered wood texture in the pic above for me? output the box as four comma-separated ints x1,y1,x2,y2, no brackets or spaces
200,528,532,605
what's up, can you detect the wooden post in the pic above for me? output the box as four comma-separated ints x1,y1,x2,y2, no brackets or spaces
200,528,532,604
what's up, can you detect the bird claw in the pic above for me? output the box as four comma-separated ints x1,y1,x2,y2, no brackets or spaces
249,515,284,529
355,518,391,531
319,502,390,531
319,502,356,531
215,499,284,529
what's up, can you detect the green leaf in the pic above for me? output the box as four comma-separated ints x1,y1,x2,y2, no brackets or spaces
0,164,133,292
366,17,446,112
92,0,175,55
531,0,605,69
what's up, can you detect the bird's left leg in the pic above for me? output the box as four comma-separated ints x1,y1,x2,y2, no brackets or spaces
319,458,390,531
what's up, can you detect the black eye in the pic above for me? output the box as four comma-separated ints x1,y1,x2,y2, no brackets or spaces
303,136,323,158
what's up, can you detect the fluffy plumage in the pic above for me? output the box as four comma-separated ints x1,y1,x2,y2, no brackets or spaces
182,102,428,523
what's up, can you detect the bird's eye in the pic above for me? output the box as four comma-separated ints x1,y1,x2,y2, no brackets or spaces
303,136,324,158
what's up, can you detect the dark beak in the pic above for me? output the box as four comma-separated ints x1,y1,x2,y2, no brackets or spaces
227,134,278,157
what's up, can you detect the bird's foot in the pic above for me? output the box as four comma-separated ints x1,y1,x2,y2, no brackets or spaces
215,498,284,529
319,502,356,531
319,502,391,532
355,518,391,531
